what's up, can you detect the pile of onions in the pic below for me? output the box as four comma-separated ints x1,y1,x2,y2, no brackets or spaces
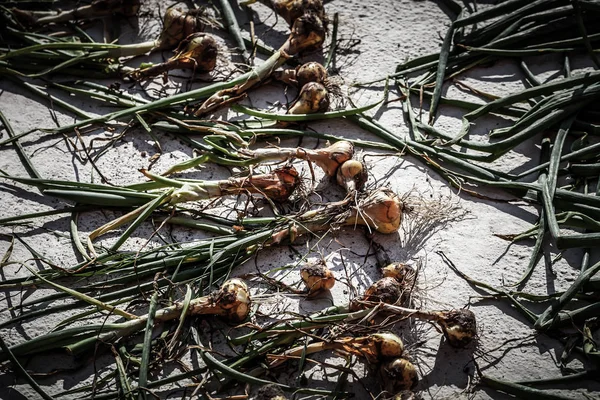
192,4,327,116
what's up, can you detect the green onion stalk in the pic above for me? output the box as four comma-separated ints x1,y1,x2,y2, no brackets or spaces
0,278,251,361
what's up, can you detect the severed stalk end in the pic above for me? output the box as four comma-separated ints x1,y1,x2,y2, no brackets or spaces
380,358,419,393
336,159,368,193
300,260,335,295
436,309,477,348
288,82,329,115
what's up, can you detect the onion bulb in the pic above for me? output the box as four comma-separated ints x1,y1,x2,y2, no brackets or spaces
336,159,368,193
344,188,403,234
350,277,408,311
297,61,328,87
284,12,327,55
130,33,217,80
157,7,207,50
272,0,326,27
273,61,327,88
191,278,251,322
338,332,404,364
287,82,329,115
300,261,335,295
382,263,416,288
434,309,477,348
256,384,287,400
380,358,419,392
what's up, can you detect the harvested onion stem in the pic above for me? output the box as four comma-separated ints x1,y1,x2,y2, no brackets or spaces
129,33,218,80
269,187,404,244
1,279,250,359
237,140,353,177
268,332,404,368
380,304,477,348
87,167,299,246
192,11,327,116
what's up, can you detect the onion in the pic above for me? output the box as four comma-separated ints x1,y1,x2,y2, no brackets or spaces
130,33,218,80
300,261,335,295
272,0,326,27
350,277,408,311
336,159,368,193
287,82,330,115
273,61,327,88
338,332,404,364
193,278,251,322
283,11,327,55
434,309,477,348
296,61,328,87
157,7,207,50
380,358,419,392
256,384,287,400
382,263,416,288
344,188,403,234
